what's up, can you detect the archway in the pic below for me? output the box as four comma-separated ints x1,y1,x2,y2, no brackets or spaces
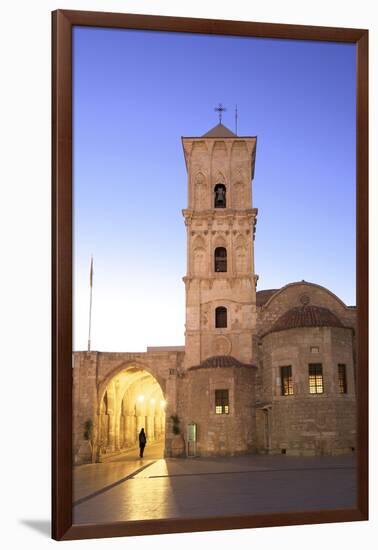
97,366,166,459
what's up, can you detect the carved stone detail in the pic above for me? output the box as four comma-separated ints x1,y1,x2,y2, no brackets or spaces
213,335,232,356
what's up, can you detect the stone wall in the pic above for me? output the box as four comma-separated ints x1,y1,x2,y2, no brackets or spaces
176,365,257,456
257,326,356,455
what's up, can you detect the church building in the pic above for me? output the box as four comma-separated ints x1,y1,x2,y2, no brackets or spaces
73,120,356,463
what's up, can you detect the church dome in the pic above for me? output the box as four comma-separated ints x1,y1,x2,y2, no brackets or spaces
256,288,279,307
189,355,256,370
267,305,344,335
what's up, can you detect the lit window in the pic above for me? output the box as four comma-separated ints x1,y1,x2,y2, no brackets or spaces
338,364,347,394
310,346,319,354
214,247,227,272
215,389,229,414
280,366,293,396
309,363,324,394
215,306,227,328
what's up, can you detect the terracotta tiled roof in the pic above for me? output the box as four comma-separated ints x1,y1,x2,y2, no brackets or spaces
202,123,237,138
256,289,279,307
266,305,344,335
189,355,256,370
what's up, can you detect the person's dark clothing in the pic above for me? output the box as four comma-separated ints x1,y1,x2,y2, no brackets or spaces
139,429,147,458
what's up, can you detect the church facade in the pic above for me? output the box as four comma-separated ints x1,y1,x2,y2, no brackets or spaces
73,122,356,464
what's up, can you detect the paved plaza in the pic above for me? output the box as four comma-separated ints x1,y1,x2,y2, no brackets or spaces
73,446,356,524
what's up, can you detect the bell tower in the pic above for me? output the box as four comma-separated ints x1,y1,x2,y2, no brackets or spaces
182,119,258,369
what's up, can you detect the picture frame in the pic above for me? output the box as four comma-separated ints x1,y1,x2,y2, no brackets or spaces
52,9,368,541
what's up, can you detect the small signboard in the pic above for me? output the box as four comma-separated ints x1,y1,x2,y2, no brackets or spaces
187,422,197,442
187,422,197,457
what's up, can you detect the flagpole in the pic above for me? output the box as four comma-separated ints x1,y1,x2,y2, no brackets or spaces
88,255,93,352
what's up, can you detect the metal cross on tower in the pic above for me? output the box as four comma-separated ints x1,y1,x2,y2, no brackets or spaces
214,103,227,123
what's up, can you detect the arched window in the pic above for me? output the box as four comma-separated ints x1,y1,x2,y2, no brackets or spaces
215,306,227,328
214,247,227,272
214,183,226,208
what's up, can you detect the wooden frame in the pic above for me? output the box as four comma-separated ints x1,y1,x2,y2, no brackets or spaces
52,9,368,541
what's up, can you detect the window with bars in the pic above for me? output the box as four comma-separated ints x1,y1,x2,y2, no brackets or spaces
215,389,229,414
214,247,227,272
309,363,324,394
338,364,347,394
280,366,293,396
215,306,227,328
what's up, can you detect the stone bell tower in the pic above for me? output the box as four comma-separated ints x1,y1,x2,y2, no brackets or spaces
182,118,258,369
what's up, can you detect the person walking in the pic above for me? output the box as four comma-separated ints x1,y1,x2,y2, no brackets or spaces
138,428,147,458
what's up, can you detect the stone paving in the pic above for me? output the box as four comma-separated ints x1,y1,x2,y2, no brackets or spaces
73,452,356,525
73,441,164,502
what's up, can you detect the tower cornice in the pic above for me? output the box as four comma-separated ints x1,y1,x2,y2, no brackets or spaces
183,208,258,220
181,135,257,174
183,275,256,285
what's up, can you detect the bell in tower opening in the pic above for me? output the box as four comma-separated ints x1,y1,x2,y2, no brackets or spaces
214,183,226,208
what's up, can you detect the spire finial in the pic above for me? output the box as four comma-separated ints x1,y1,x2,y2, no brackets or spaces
214,103,227,123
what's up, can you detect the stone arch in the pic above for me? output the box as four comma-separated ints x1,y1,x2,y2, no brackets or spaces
98,360,166,406
195,171,206,184
212,141,227,163
97,362,166,459
215,305,228,328
194,171,207,209
231,140,248,159
235,234,246,248
192,235,205,250
193,247,206,275
214,246,227,272
192,235,207,275
191,140,207,156
212,165,227,209
214,183,226,208
213,169,226,185
214,234,227,248
235,246,248,273
233,181,245,209
235,234,248,273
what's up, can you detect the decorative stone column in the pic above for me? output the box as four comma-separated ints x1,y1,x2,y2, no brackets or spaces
136,416,145,434
108,410,116,451
114,412,121,451
146,415,155,441
125,415,134,446
119,414,125,448
154,415,161,440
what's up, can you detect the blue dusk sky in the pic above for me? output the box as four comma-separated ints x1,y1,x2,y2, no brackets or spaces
73,27,356,352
